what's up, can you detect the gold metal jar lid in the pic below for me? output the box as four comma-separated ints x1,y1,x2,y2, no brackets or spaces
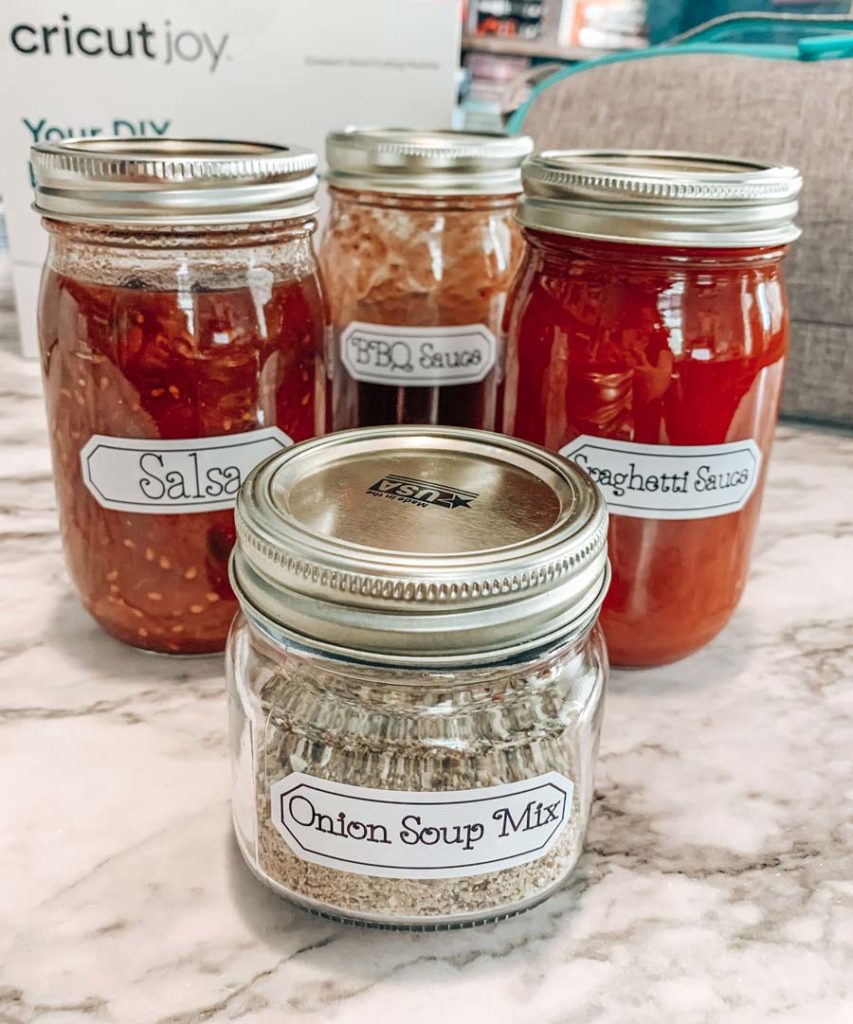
325,128,534,196
519,150,802,248
232,426,609,665
31,138,320,226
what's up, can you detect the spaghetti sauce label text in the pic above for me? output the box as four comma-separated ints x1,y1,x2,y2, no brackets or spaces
560,436,762,520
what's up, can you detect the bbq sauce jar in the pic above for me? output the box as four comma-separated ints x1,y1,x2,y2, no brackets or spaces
502,150,801,666
33,138,326,654
320,129,532,432
227,426,609,929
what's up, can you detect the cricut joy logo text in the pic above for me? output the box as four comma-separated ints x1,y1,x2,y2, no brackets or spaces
10,14,230,72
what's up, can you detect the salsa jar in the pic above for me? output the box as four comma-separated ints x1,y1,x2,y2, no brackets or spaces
227,426,609,929
320,129,532,432
32,138,326,654
502,151,801,667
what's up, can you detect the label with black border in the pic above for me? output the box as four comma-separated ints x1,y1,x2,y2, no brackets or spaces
560,435,762,520
270,771,574,880
80,427,292,514
340,321,497,387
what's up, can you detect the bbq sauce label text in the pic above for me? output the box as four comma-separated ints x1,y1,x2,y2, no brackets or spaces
341,322,497,387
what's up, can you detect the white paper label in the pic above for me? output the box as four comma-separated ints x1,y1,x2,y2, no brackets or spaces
560,435,762,520
340,322,497,387
80,427,292,514
270,771,574,880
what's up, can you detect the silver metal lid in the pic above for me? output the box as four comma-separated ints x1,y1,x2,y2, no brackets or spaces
31,137,320,226
519,150,802,247
232,426,608,666
325,128,534,196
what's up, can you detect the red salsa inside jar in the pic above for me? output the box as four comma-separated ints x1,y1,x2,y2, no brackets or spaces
40,267,324,654
33,139,326,654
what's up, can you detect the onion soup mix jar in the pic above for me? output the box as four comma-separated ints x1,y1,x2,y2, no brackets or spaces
227,426,609,928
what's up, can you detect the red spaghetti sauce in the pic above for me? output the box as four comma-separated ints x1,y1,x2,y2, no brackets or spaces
502,152,801,666
39,262,324,654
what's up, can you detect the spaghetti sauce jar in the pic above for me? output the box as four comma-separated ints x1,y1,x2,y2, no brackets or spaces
320,129,532,431
32,138,326,654
502,151,801,667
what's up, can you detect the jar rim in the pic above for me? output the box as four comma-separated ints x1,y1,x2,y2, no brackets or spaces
232,426,609,664
39,215,318,249
31,137,320,226
519,226,791,259
325,128,533,196
234,576,608,672
519,149,802,248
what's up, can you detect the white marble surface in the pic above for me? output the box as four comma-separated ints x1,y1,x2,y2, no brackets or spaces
0,279,851,1024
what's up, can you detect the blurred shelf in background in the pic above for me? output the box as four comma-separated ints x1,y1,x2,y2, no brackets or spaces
461,33,608,61
459,0,648,130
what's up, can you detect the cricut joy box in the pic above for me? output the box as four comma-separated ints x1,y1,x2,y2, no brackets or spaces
0,0,461,356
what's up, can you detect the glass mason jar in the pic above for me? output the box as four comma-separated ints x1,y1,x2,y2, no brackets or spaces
32,138,326,655
227,426,609,929
320,129,532,432
502,151,801,667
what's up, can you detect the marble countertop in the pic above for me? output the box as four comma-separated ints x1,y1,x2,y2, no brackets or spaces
1,284,851,1024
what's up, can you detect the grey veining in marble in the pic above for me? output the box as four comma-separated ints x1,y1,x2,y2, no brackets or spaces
0,256,851,1024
